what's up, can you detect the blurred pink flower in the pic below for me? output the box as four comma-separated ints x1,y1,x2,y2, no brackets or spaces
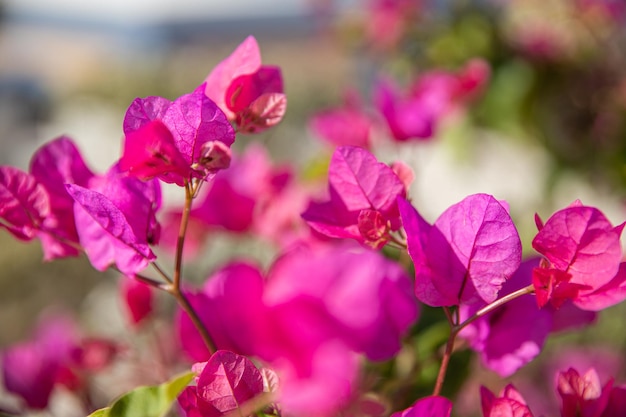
2,312,118,410
374,59,490,141
309,89,373,149
204,36,286,133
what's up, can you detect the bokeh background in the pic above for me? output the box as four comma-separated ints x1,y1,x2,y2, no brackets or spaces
1,0,626,416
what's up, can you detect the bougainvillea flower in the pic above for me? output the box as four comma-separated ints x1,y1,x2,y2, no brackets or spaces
2,312,118,410
308,89,373,149
178,242,416,417
374,77,436,141
480,385,534,417
557,367,615,417
66,163,161,276
187,142,288,233
302,146,406,249
178,350,264,417
374,59,490,141
532,201,625,309
29,136,95,260
364,0,422,50
120,277,154,327
391,396,453,417
122,84,235,185
399,194,522,307
204,35,286,133
2,313,77,409
264,243,418,361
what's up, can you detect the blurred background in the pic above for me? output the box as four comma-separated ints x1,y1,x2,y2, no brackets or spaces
1,0,626,416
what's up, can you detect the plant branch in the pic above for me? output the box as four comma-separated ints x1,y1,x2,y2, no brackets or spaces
166,179,217,355
173,181,193,290
167,286,216,355
455,284,535,334
432,284,536,396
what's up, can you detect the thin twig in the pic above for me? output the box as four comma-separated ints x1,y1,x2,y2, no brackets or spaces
432,284,536,396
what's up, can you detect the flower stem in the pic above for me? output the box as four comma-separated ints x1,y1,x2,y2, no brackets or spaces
168,179,217,355
173,182,193,290
168,286,217,355
432,284,536,396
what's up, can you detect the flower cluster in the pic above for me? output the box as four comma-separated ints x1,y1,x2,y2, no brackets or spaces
1,28,626,417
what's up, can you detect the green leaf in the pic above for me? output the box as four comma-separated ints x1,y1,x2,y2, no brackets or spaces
87,371,194,417
87,409,109,417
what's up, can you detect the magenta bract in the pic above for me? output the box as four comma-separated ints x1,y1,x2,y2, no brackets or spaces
237,92,287,133
374,59,490,142
29,136,95,259
557,368,614,417
0,166,50,241
176,262,266,362
399,194,522,307
120,277,153,327
532,203,625,308
480,385,534,417
119,120,192,185
375,77,436,141
574,262,626,311
204,35,285,132
204,36,263,120
66,179,157,277
391,396,453,417
302,146,405,248
309,90,373,148
179,351,264,417
264,243,418,361
2,313,80,409
122,85,235,184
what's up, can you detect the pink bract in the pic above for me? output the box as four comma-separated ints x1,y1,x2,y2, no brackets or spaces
309,89,373,148
0,166,50,241
29,136,95,259
302,146,405,248
161,142,302,255
480,385,534,417
374,59,490,142
264,243,418,361
179,351,264,417
204,35,285,132
532,202,625,309
204,36,263,120
120,277,153,327
1,312,117,410
65,164,160,277
557,368,614,417
391,396,453,417
119,120,191,185
122,84,235,184
176,262,266,362
399,194,522,307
